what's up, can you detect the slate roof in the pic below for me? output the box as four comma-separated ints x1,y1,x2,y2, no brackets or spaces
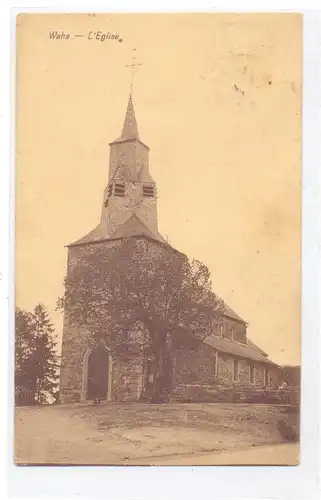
108,214,167,244
118,94,139,140
223,304,246,324
247,339,268,357
68,223,110,247
203,334,276,365
68,214,167,247
110,94,148,146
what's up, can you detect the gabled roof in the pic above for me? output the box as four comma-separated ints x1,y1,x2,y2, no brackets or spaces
203,335,276,365
68,214,167,247
68,223,110,247
108,214,166,244
223,304,246,324
246,339,268,357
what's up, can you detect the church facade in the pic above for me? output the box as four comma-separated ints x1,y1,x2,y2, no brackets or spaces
59,94,279,404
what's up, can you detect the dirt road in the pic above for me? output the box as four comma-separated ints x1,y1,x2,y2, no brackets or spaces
15,403,299,465
130,443,299,465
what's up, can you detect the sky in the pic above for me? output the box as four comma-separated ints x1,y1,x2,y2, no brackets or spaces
15,13,302,365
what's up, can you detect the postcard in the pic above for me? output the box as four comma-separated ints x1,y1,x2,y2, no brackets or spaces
15,12,301,466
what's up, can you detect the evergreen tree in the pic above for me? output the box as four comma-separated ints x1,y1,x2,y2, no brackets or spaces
15,304,59,405
15,308,34,405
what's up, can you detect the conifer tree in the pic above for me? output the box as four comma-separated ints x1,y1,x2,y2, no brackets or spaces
15,308,34,405
15,304,59,405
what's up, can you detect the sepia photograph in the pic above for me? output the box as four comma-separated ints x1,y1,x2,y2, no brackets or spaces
14,12,301,466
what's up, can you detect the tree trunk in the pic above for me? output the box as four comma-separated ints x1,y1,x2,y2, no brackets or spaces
150,337,173,403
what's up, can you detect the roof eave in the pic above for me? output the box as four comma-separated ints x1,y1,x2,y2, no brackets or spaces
66,233,183,253
222,312,247,325
109,137,150,150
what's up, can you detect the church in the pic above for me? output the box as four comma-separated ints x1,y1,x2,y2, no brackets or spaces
59,93,279,404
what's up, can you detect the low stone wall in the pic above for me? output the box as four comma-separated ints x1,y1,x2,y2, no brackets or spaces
171,383,300,406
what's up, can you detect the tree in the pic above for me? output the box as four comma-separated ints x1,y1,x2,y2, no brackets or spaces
15,308,34,405
15,304,60,405
277,365,301,388
51,389,60,405
58,238,224,401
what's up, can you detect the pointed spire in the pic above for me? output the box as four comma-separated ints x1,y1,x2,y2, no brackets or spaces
120,94,139,140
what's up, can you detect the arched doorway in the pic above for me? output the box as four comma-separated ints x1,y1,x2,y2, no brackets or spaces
86,347,110,401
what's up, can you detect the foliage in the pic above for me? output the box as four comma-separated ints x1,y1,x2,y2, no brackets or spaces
15,304,60,406
277,365,301,387
58,237,224,401
276,418,299,442
51,389,60,405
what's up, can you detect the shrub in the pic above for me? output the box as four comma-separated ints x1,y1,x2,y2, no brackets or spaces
276,419,299,442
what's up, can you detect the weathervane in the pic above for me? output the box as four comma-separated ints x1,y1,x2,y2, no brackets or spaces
125,48,143,95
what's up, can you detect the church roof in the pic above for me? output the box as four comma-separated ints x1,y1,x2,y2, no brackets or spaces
108,214,167,243
68,223,110,246
68,214,167,247
203,335,276,365
247,339,268,357
223,304,246,324
111,94,140,144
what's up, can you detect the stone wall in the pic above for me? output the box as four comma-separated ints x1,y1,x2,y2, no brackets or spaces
60,237,279,404
113,355,144,402
59,321,88,403
173,344,279,390
109,139,149,182
60,237,181,404
100,179,158,236
60,330,144,404
172,344,215,386
100,136,158,235
60,241,146,404
171,383,300,406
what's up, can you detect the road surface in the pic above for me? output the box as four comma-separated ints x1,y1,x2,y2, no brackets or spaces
129,443,299,466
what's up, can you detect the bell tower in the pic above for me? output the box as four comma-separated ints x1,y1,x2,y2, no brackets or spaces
100,94,158,236
68,52,165,248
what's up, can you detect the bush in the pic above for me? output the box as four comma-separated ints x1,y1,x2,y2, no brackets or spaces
276,419,299,442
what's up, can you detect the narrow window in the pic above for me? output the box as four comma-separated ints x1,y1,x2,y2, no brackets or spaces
249,362,255,384
220,323,225,337
231,325,236,340
233,359,239,382
264,368,269,387
114,183,125,197
143,185,154,197
212,350,218,377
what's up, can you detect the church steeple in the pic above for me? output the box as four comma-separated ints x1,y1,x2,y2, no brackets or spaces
68,91,166,247
98,92,162,239
119,94,139,141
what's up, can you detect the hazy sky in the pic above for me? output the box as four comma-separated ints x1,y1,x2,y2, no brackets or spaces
16,13,302,365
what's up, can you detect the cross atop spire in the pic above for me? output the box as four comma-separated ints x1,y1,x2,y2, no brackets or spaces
125,49,143,95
